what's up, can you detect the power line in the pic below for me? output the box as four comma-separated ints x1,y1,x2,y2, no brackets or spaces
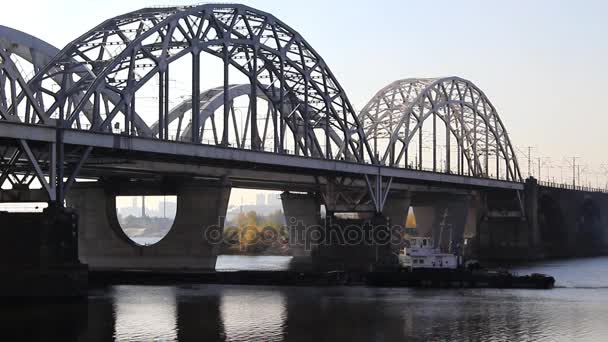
564,157,580,188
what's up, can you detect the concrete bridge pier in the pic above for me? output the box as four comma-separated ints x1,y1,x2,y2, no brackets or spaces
382,193,412,254
67,183,231,271
411,206,436,237
383,193,412,230
282,192,409,271
431,196,471,255
476,178,541,261
0,207,87,297
411,194,472,257
280,192,321,270
463,194,484,258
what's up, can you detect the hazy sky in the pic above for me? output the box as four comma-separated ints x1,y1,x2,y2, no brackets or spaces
2,0,607,187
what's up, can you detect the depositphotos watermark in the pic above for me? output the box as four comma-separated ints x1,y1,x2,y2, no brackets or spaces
203,217,413,251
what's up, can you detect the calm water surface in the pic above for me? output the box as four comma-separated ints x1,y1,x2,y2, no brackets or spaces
4,256,608,341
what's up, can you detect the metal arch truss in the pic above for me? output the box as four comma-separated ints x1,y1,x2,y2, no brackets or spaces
0,8,528,212
23,4,373,162
147,84,352,156
0,29,53,125
0,26,93,202
359,77,523,182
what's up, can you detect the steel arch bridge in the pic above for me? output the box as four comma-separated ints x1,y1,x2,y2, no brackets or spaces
0,4,524,212
359,77,522,182
21,4,371,161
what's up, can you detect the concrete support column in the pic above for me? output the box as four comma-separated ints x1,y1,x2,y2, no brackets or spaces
411,194,471,257
524,178,540,249
0,208,87,297
463,193,483,258
67,183,231,271
600,196,608,247
382,192,412,230
382,193,412,255
280,192,321,270
411,206,436,237
430,197,471,255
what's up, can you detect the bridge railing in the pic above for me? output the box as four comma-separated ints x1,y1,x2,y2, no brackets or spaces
46,120,526,184
538,180,608,194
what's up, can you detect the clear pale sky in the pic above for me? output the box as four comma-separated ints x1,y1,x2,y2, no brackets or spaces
2,0,607,187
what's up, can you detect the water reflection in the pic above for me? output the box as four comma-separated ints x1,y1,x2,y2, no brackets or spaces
0,300,87,341
216,255,292,271
106,271,608,341
5,257,608,341
112,286,178,341
220,287,286,341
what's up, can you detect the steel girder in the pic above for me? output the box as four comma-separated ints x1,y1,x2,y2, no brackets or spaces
22,4,372,163
359,77,523,182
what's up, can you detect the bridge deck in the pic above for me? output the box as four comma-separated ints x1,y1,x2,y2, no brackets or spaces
0,121,523,191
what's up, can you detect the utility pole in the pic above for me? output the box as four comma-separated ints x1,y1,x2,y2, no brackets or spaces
601,164,608,190
565,157,579,188
527,146,534,178
537,157,551,182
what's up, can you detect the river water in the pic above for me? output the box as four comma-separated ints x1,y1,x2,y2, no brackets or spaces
4,256,608,341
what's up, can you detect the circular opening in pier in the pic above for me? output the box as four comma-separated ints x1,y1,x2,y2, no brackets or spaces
115,195,177,246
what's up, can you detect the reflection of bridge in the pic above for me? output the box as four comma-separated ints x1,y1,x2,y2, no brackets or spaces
1,4,607,273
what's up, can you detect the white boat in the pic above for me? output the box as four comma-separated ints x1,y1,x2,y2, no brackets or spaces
398,237,459,270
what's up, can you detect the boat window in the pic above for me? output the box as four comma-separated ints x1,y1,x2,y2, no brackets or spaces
423,239,427,246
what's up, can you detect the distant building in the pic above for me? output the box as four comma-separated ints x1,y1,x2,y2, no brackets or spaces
267,193,281,208
157,201,177,219
118,206,140,218
255,193,266,206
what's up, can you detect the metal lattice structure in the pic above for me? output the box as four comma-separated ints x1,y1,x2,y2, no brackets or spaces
21,4,372,162
0,26,56,125
147,84,351,156
359,77,522,181
0,7,530,212
0,26,64,200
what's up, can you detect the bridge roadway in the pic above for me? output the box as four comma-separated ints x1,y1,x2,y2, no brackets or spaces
0,120,523,196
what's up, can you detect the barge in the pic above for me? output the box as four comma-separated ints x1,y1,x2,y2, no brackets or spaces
90,236,554,289
89,268,555,289
366,269,555,289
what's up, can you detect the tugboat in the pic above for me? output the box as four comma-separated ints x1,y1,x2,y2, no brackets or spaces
366,218,555,289
398,237,459,270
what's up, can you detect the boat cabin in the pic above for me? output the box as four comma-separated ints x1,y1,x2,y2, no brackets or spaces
398,237,458,270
